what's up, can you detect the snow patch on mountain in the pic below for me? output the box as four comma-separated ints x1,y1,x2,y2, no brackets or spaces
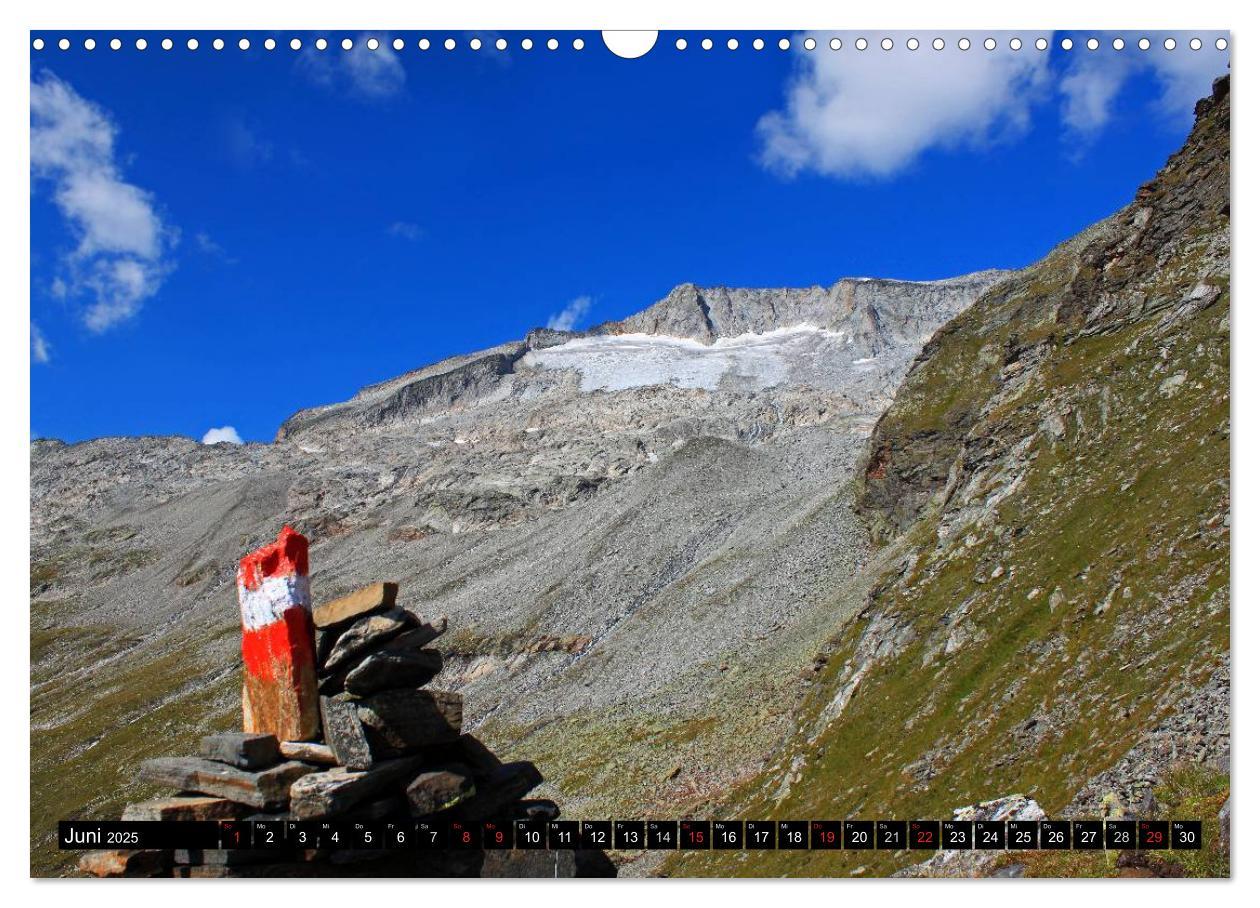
521,325,863,392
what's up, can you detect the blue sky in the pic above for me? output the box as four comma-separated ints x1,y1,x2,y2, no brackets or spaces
30,30,1228,444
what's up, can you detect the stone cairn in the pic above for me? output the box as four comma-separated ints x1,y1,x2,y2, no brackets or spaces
79,527,610,878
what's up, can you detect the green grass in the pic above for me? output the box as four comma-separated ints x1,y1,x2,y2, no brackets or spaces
992,765,1229,878
30,620,240,876
667,191,1228,877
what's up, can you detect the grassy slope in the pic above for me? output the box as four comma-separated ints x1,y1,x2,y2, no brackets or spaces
30,577,239,875
669,81,1229,878
30,82,1229,885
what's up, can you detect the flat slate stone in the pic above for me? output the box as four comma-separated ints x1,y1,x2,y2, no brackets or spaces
314,581,398,629
378,616,448,654
78,849,172,878
343,649,443,696
322,608,415,672
406,764,475,816
452,761,543,822
138,757,316,810
320,695,374,770
405,760,473,816
122,796,250,822
279,740,339,765
289,757,423,820
355,688,462,753
200,732,281,770
425,733,504,779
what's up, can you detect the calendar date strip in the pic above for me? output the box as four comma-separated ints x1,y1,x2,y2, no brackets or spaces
59,818,1203,851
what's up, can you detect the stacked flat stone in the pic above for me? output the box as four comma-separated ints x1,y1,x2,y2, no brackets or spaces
77,582,603,878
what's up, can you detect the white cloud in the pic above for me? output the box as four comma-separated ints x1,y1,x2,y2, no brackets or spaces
1146,35,1230,124
546,296,592,332
299,36,406,100
758,32,1052,180
194,231,237,265
1061,54,1132,137
30,71,175,331
194,231,222,255
1059,33,1227,139
31,323,51,364
202,426,243,445
387,221,423,241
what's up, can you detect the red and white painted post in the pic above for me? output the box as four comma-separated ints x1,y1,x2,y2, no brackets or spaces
236,526,320,741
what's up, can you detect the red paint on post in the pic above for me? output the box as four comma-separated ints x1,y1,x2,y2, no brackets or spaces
239,525,310,590
236,526,320,741
241,607,317,683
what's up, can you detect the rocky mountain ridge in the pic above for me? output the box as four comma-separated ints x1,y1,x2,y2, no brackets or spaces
31,267,1002,875
31,75,1229,878
669,76,1229,879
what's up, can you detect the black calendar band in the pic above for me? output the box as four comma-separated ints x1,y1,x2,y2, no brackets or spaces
58,818,1204,851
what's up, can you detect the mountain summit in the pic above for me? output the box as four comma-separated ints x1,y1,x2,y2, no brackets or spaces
30,78,1229,879
31,267,1002,874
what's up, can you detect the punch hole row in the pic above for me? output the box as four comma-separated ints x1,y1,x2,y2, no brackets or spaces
30,35,1230,53
29,35,590,52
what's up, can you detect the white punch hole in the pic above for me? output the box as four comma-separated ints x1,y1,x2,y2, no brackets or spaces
602,31,658,59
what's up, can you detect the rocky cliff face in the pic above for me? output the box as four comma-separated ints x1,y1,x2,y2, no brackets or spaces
859,77,1229,545
30,76,1229,878
30,263,999,874
608,272,1005,348
671,77,1229,879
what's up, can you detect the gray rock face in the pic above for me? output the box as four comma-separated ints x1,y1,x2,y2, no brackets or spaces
278,741,337,765
609,272,1005,348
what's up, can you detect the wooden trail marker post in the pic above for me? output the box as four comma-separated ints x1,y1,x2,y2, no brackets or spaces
236,526,320,741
